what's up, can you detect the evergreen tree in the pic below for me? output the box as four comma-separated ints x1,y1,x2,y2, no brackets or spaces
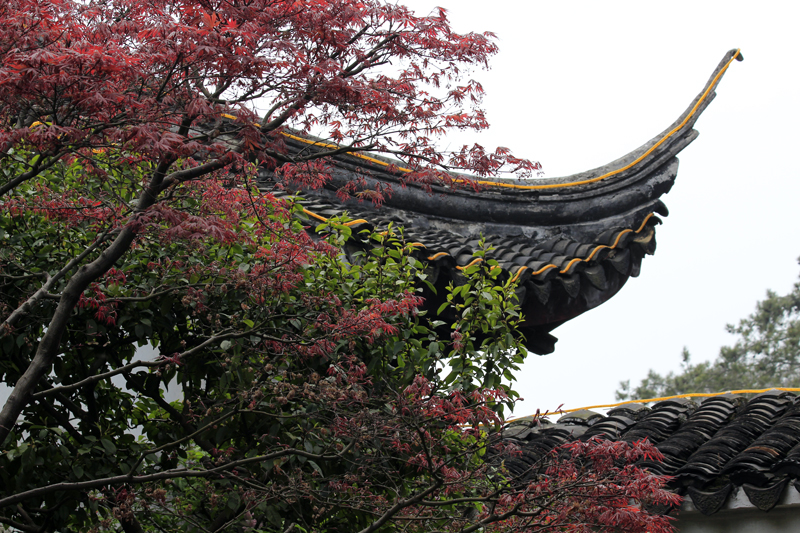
617,269,800,400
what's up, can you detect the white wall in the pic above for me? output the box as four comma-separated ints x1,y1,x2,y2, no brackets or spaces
677,485,800,533
678,506,800,533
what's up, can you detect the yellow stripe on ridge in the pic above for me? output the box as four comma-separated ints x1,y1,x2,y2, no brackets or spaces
275,50,741,191
301,208,366,227
456,258,483,270
504,386,800,424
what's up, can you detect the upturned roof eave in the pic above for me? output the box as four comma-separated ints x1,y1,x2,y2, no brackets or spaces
286,49,741,228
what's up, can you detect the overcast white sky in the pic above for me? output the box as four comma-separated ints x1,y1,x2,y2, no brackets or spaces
401,0,800,414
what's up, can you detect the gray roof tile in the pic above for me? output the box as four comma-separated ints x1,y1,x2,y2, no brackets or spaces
501,391,800,514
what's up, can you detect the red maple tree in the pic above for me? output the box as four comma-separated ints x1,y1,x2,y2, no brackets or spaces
0,1,677,532
0,0,539,440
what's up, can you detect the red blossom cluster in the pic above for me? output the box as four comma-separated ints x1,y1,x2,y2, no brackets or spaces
484,438,682,533
0,184,119,227
77,283,119,326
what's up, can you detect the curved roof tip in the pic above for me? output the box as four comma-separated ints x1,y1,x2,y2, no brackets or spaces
280,49,743,230
471,48,744,191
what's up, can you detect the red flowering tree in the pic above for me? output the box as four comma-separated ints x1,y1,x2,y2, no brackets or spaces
0,0,540,442
0,0,678,531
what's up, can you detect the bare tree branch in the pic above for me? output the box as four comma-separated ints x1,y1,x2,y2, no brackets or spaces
0,444,357,509
32,360,161,399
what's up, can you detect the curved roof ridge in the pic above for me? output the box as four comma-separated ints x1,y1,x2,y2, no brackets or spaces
278,49,742,227
464,48,743,190
281,48,741,193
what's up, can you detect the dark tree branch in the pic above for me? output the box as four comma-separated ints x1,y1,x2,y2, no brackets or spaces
0,150,68,198
129,410,238,474
34,399,86,446
159,156,232,190
0,155,175,444
0,445,358,509
356,479,444,533
0,515,40,533
1,225,114,331
32,360,161,399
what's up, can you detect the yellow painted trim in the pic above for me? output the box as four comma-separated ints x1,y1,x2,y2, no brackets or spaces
427,252,450,261
529,264,558,276
273,50,741,191
456,258,483,270
301,207,367,227
455,49,742,190
557,212,654,274
281,132,415,172
505,386,800,424
635,212,655,233
558,257,583,275
564,230,633,273
510,266,528,283
302,205,653,281
566,388,800,413
302,208,328,223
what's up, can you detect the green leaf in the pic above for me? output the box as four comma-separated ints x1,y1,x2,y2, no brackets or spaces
100,438,117,455
35,244,54,257
427,342,440,357
227,493,241,511
307,460,324,476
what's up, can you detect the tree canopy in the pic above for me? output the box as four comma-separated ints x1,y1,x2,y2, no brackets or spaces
1,0,678,532
617,267,800,401
0,0,538,452
0,158,680,533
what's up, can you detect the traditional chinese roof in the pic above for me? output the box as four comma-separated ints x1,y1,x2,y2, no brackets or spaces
500,389,800,516
260,49,742,354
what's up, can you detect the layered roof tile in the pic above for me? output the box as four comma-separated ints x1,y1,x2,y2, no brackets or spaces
501,390,800,515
